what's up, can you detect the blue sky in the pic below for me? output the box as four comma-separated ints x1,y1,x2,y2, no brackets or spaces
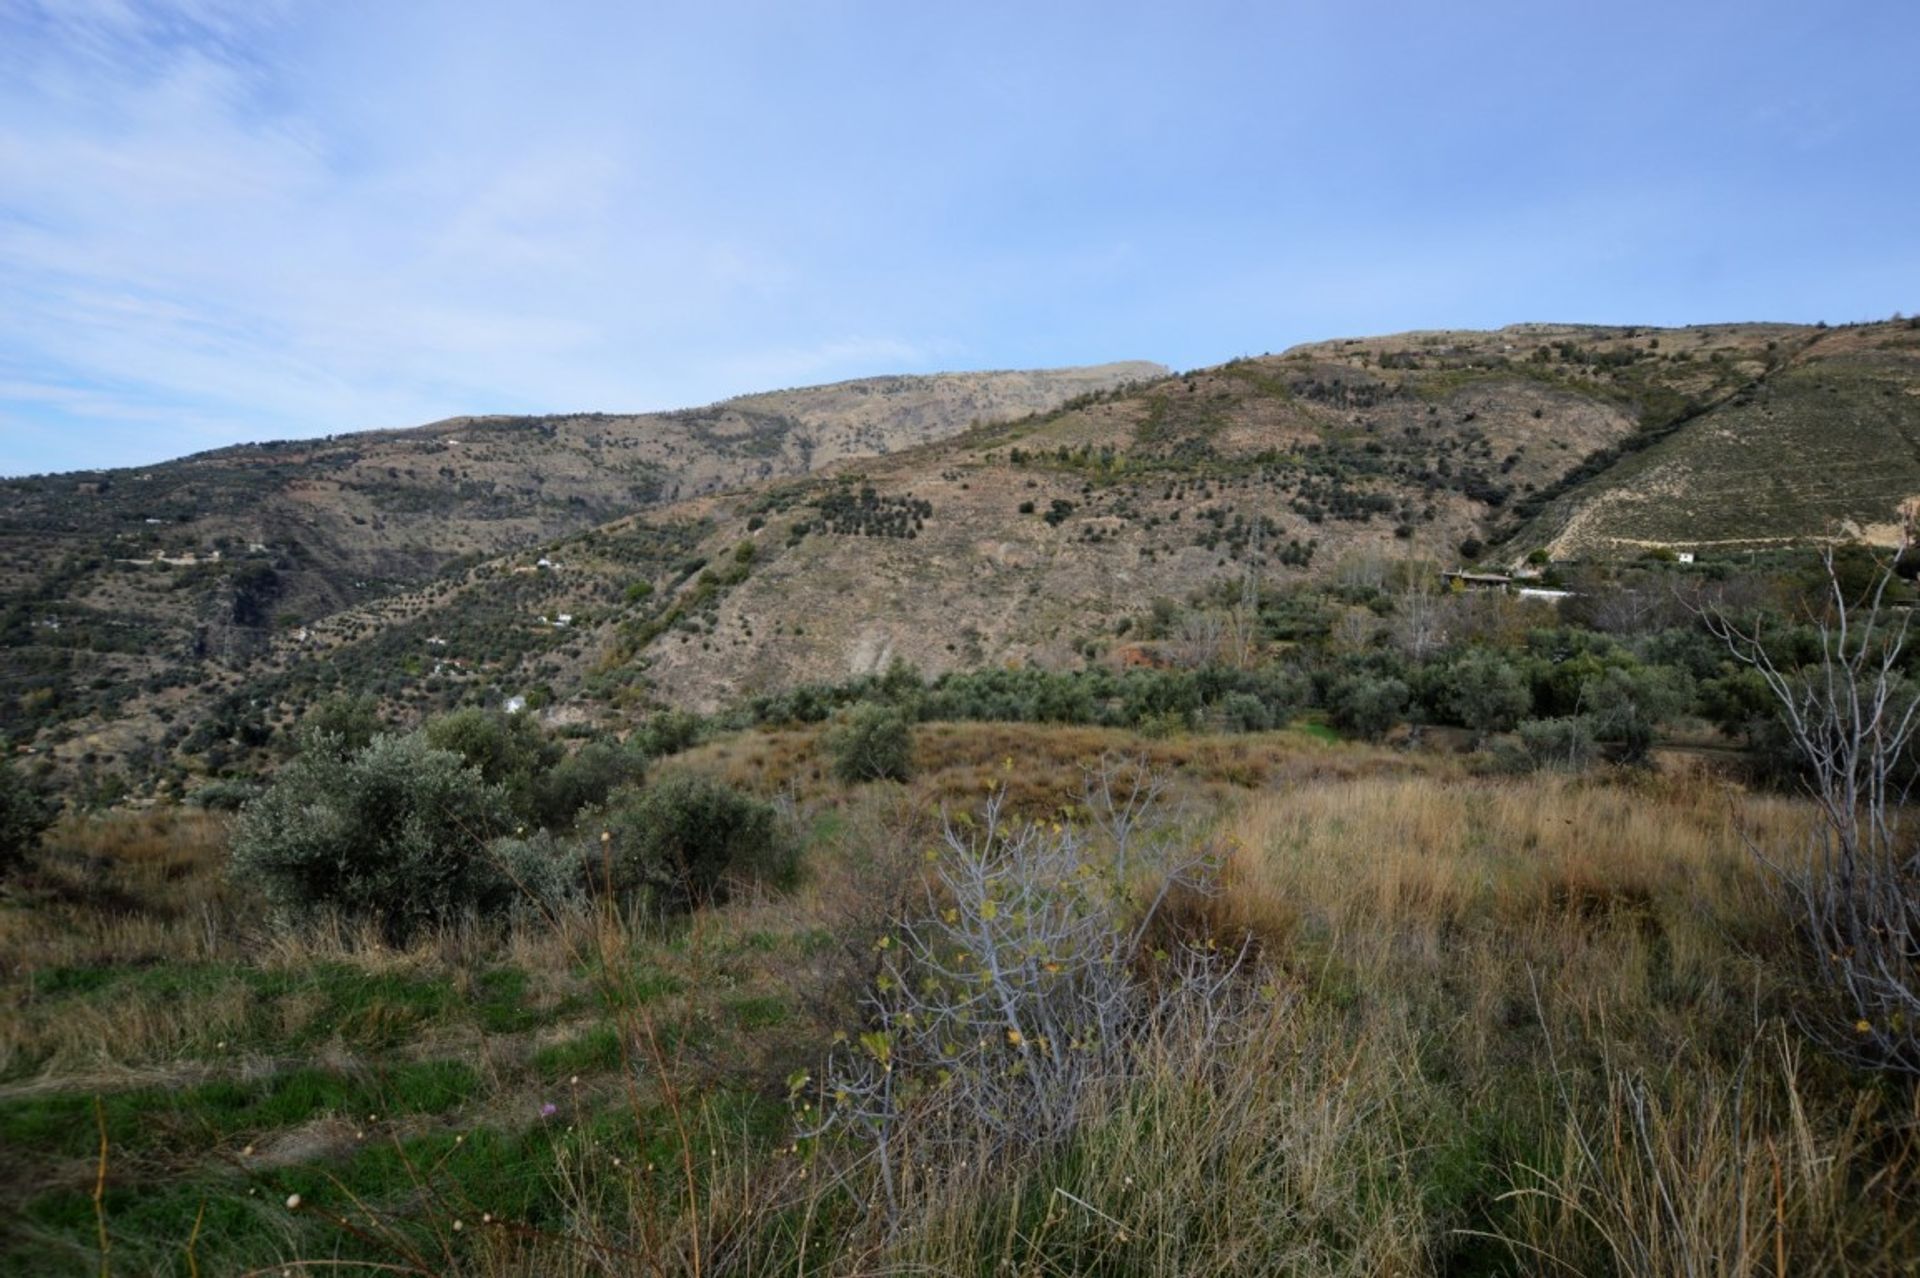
2,1,1915,476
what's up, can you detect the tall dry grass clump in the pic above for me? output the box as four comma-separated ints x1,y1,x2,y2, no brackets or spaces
1502,1029,1916,1277
0,808,238,976
1204,773,1914,1275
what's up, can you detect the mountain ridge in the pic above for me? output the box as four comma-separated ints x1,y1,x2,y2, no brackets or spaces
7,319,1919,790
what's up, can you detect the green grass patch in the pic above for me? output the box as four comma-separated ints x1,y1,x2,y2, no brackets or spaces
27,960,249,1004
0,1060,479,1163
724,995,790,1030
1292,719,1340,744
16,959,581,1061
530,1024,624,1077
7,1086,790,1276
472,965,544,1034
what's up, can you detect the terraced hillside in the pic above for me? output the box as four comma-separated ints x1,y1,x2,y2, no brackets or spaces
1523,321,1920,556
0,362,1162,762
606,321,1887,712
15,318,1919,791
54,325,1624,765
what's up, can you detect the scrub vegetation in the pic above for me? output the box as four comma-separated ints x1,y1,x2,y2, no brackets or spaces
4,691,1918,1272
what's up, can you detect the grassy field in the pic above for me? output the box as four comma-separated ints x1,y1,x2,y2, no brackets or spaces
3,723,1916,1275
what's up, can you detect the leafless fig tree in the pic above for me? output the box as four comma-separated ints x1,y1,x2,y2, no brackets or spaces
1704,545,1920,1075
797,763,1257,1217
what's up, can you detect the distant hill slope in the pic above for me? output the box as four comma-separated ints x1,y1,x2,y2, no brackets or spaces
11,319,1920,788
622,321,1837,710
1519,323,1920,556
319,318,1910,721
0,362,1162,756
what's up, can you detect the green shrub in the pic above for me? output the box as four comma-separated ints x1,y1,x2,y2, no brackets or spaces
0,760,54,879
632,710,703,759
825,704,915,783
230,734,515,942
422,708,562,822
1581,665,1692,764
1444,650,1533,740
597,772,786,910
1516,715,1599,772
533,739,644,830
187,778,262,812
484,831,586,920
1138,707,1194,738
1219,691,1273,732
1328,674,1410,741
299,693,384,758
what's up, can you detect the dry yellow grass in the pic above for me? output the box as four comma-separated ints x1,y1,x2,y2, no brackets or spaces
1217,771,1801,946
680,719,1431,819
471,752,1912,1276
1165,771,1918,1275
7,733,1916,1276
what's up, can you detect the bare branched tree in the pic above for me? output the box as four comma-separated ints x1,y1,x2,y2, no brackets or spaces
1173,609,1227,668
1079,752,1174,883
799,773,1255,1218
1390,575,1448,659
1705,545,1920,1075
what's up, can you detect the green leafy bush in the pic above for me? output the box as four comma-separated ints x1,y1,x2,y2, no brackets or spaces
187,778,262,812
1219,691,1274,732
230,734,515,942
1444,650,1533,740
825,704,914,783
597,772,787,910
1328,673,1410,740
299,693,384,759
422,708,562,822
632,710,703,759
1515,715,1599,772
0,760,54,878
484,831,586,920
1581,665,1692,764
533,739,644,830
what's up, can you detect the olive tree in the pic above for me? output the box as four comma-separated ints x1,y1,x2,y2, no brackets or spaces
1579,664,1691,764
231,734,517,942
1445,649,1533,742
597,771,786,910
825,703,914,783
422,707,562,823
1328,673,1410,741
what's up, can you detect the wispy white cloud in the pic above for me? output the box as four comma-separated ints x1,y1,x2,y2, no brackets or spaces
1,0,1914,475
0,0,951,470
